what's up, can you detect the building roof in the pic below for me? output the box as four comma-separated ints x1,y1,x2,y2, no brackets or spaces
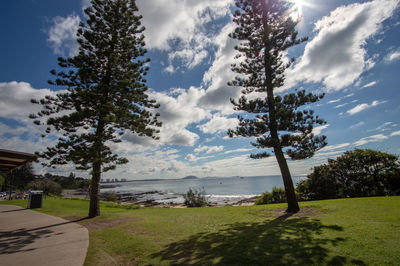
0,149,36,173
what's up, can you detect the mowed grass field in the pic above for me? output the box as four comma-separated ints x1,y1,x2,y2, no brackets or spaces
2,196,399,265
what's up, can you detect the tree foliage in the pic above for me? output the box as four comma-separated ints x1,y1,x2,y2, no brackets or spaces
3,163,35,191
227,0,326,212
27,178,62,196
30,0,160,217
297,149,400,200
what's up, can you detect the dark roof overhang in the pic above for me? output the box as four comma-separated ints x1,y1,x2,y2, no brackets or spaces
0,149,36,173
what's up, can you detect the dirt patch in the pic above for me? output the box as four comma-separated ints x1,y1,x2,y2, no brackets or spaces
268,207,320,218
63,216,142,232
250,206,320,218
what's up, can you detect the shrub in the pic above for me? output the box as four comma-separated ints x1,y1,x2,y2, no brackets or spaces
27,178,62,196
255,187,286,205
183,188,208,207
297,149,400,200
104,192,118,202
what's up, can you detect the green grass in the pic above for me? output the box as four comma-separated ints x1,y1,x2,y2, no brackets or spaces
2,196,399,265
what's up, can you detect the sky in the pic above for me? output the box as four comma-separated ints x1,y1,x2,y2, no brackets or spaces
0,0,400,180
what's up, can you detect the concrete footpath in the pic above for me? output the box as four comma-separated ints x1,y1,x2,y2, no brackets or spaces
0,204,89,266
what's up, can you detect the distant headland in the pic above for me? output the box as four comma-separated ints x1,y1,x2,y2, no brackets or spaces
182,175,198,179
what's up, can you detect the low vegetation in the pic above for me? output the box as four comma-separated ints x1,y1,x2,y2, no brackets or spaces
255,187,286,205
2,196,399,265
183,188,208,207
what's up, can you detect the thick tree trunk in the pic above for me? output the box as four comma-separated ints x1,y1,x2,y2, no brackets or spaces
89,119,104,218
274,147,300,213
260,1,299,213
89,161,101,218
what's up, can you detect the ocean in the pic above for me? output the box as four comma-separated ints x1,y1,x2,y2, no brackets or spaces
101,175,305,205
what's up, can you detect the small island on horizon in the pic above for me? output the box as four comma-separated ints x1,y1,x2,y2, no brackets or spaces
182,175,198,180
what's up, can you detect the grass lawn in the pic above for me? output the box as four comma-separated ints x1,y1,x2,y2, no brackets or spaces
2,196,399,265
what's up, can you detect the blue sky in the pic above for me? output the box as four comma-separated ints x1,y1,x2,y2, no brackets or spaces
1,0,400,180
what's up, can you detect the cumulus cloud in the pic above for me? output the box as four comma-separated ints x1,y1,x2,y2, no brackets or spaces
0,81,58,122
137,0,233,70
390,130,400,136
47,14,80,57
199,22,241,113
285,0,399,91
346,100,387,115
149,87,209,146
197,114,238,134
194,145,224,154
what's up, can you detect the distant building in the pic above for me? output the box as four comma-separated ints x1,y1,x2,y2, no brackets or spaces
121,178,127,182
106,178,110,183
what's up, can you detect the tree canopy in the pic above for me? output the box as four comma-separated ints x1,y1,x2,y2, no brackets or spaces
228,0,327,212
30,0,160,217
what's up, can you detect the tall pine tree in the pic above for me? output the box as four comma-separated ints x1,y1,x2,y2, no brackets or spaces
30,0,161,217
228,0,327,212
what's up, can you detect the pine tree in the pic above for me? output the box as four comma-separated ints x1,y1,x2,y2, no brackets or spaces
30,0,161,218
227,0,327,213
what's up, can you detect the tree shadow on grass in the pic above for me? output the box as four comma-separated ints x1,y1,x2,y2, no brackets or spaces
152,215,366,265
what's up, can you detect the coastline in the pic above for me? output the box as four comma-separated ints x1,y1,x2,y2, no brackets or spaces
61,189,259,207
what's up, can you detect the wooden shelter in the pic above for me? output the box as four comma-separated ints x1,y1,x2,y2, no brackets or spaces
0,149,36,173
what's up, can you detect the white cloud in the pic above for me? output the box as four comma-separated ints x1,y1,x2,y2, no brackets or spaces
384,47,400,62
312,124,329,135
354,134,388,146
346,100,387,115
286,0,399,91
150,87,209,146
0,81,58,123
224,148,253,154
194,145,224,154
361,81,377,88
350,121,365,129
137,0,233,70
320,143,351,152
198,22,241,114
328,99,341,104
367,121,397,132
197,115,238,134
47,14,80,57
390,130,400,136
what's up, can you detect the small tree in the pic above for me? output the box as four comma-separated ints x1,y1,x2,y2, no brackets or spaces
183,188,208,207
30,0,161,217
228,0,326,213
27,178,62,196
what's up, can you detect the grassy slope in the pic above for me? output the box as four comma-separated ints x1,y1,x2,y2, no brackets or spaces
2,196,399,265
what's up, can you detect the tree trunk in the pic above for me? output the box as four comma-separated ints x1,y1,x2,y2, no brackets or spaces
261,2,299,213
89,119,104,218
274,147,300,213
89,161,101,218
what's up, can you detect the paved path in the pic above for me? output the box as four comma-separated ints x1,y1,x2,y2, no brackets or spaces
0,204,89,266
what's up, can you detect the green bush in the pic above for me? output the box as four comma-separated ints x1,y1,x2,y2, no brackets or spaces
183,188,208,207
297,149,400,200
255,187,287,205
104,192,118,202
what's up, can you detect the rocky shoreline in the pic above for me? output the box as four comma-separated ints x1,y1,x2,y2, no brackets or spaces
61,189,258,207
